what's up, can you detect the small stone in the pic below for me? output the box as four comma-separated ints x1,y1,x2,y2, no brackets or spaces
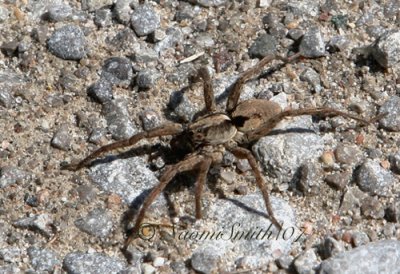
0,166,31,188
102,98,137,140
46,4,72,22
139,109,161,130
220,170,235,184
153,257,165,267
13,214,54,237
51,124,71,151
293,249,319,274
0,247,21,263
322,237,344,259
385,199,400,222
94,9,112,27
248,33,277,58
372,30,400,68
169,91,197,122
361,196,385,219
142,263,156,274
88,128,107,145
299,27,326,57
288,29,304,41
327,36,351,53
259,0,272,8
136,70,159,89
0,6,10,22
297,160,322,195
101,57,133,87
47,25,87,60
75,209,113,237
76,185,97,203
379,96,400,131
191,245,223,274
325,171,351,190
0,86,15,108
131,5,160,36
81,0,113,12
335,144,363,165
87,78,113,103
109,28,137,51
63,252,126,274
154,28,184,54
113,0,132,24
321,151,335,166
356,159,395,197
276,255,293,269
300,67,322,92
339,187,367,216
28,247,60,272
351,231,370,247
193,0,227,7
319,240,400,274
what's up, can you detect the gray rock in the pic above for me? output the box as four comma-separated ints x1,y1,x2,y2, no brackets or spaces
192,0,227,7
113,0,133,25
384,0,400,18
389,152,400,174
319,240,400,274
327,36,351,52
89,157,167,210
154,28,184,54
13,214,54,237
63,252,126,274
94,9,113,27
0,247,21,263
139,109,161,130
46,4,72,22
51,124,71,151
339,186,367,216
361,196,385,219
133,45,159,63
385,199,400,222
248,33,277,59
76,184,98,202
0,166,32,188
190,193,298,271
322,237,344,259
88,128,107,145
0,264,20,274
299,68,322,92
253,116,324,183
109,28,137,51
87,78,113,103
131,5,160,36
0,86,15,108
102,98,137,140
169,91,198,122
28,247,60,272
351,231,370,247
299,27,326,58
101,57,133,87
334,144,363,165
276,255,293,269
47,25,87,60
325,170,351,190
75,209,113,237
287,0,320,17
0,6,10,23
81,0,113,12
297,160,323,195
379,96,400,131
136,70,159,89
372,30,400,68
293,249,319,274
356,159,395,197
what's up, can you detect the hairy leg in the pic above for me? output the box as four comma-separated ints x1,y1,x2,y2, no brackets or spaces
245,107,386,143
226,53,301,113
62,123,183,171
227,146,281,229
195,157,213,219
125,154,205,246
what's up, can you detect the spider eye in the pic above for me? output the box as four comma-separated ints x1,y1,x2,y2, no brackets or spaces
232,116,248,127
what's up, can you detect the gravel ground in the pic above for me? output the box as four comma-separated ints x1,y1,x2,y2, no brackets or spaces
1,0,400,273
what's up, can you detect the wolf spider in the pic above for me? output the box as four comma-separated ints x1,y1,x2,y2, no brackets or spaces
63,53,384,245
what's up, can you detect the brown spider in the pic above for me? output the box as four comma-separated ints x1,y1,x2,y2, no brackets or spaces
63,53,384,246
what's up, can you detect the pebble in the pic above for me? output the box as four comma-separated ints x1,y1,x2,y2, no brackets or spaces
0,166,31,188
248,33,277,58
356,159,395,197
297,160,323,195
385,199,400,222
75,208,113,237
351,231,370,247
46,4,72,22
293,248,319,274
0,6,10,22
379,96,400,131
81,0,113,12
94,9,112,27
142,263,156,274
51,124,71,151
299,27,326,57
276,255,293,269
169,91,197,122
47,25,87,60
191,245,224,274
89,157,167,209
87,78,113,103
339,186,367,216
0,86,15,108
102,98,137,140
154,28,184,54
194,0,227,7
287,0,320,17
76,185,97,203
27,247,60,272
389,152,400,174
299,67,322,92
360,196,385,219
0,247,22,263
325,170,351,190
131,4,160,36
100,57,133,87
63,252,126,274
371,30,400,68
13,214,54,237
327,36,350,53
253,116,324,183
322,237,344,259
319,240,400,274
334,144,363,165
109,28,137,51
136,70,159,89
139,109,161,130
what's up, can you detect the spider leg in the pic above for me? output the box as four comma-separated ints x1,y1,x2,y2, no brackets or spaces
245,107,385,143
226,53,301,113
62,123,183,171
195,157,213,219
125,154,205,246
198,67,217,113
227,146,281,229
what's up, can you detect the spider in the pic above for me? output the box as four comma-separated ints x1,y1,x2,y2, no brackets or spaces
62,53,384,246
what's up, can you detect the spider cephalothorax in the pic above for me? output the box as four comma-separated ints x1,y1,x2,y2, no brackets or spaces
63,53,384,246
